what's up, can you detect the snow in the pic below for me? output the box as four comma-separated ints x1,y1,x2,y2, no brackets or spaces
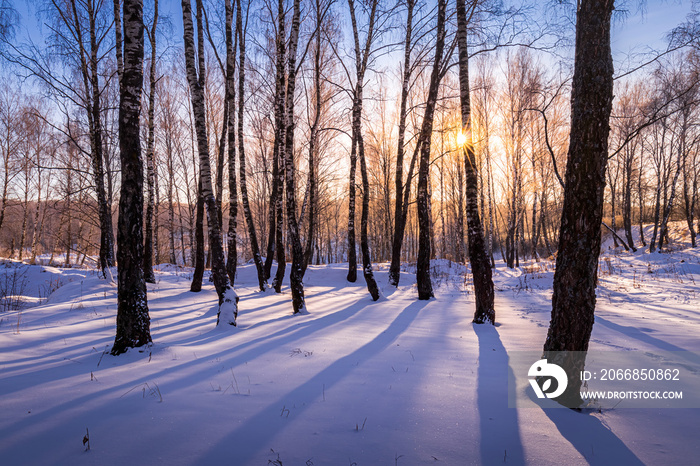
216,286,239,327
0,259,93,302
1,225,699,465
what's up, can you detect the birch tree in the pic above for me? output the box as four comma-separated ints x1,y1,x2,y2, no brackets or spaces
191,174,206,291
388,0,416,287
8,0,119,275
612,83,643,251
542,0,615,408
143,0,159,283
236,0,267,291
415,0,447,300
347,0,380,299
0,82,21,233
302,0,328,275
160,72,180,265
226,0,238,284
282,0,307,313
456,0,494,322
182,0,238,325
112,0,151,355
269,0,287,293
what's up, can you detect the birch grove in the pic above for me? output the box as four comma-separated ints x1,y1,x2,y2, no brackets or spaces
0,0,697,353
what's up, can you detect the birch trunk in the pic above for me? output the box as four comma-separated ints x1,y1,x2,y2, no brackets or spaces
346,137,357,284
216,113,226,232
543,0,615,408
182,0,238,325
456,0,494,322
682,146,697,246
388,0,414,287
623,145,637,250
282,0,306,313
638,147,647,246
18,166,28,261
347,0,379,298
303,0,323,275
358,131,379,299
64,144,74,268
683,162,697,247
270,0,286,293
167,172,176,264
112,0,151,355
113,0,123,85
272,154,286,292
30,164,42,264
658,154,683,251
165,109,177,264
237,0,266,291
226,0,238,284
540,204,553,256
416,0,446,300
143,0,158,283
90,0,115,274
154,154,160,264
650,172,663,252
0,126,9,232
345,0,364,284
191,174,205,291
68,0,115,275
487,143,496,267
263,146,278,280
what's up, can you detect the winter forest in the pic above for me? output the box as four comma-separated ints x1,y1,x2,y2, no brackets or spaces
1,0,700,464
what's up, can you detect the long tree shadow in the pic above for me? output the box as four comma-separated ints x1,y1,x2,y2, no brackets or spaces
542,408,644,464
473,323,525,464
195,299,429,464
0,293,377,436
595,316,697,356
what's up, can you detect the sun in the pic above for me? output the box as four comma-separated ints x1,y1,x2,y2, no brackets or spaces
456,131,468,146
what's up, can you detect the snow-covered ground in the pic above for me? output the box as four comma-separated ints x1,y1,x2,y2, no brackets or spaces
1,226,699,465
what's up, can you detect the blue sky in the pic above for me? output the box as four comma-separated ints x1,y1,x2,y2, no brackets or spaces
8,0,695,80
12,0,694,49
612,0,694,53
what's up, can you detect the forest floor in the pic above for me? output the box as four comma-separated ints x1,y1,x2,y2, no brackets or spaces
1,224,699,465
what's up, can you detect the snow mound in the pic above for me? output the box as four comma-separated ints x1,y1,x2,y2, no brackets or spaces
216,287,239,327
